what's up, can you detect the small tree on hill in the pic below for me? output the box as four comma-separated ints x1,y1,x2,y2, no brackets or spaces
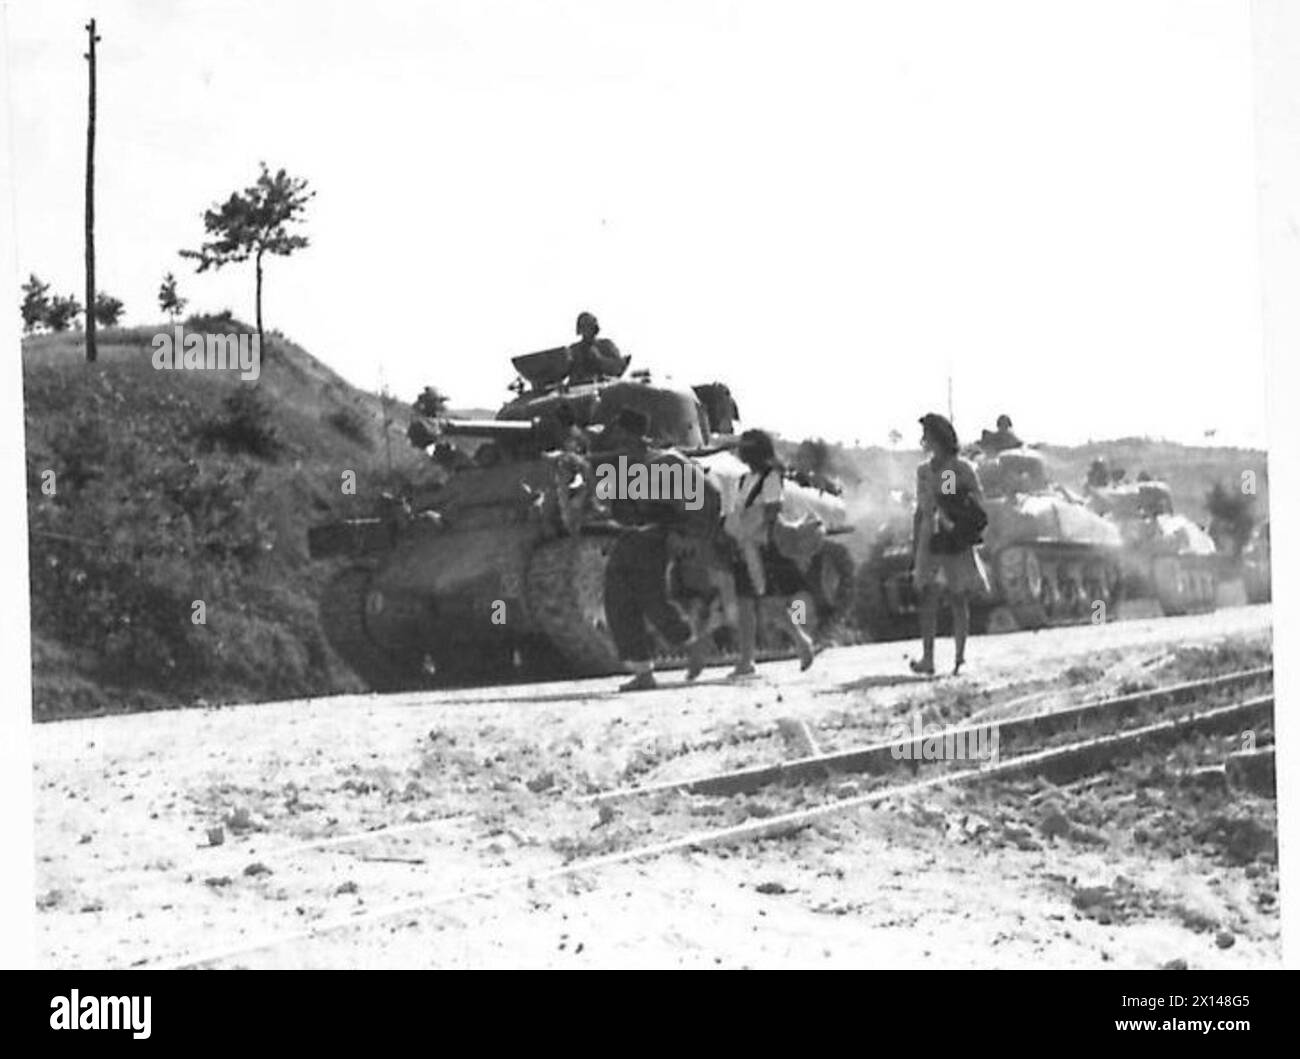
93,291,124,327
45,293,84,332
180,162,314,345
21,274,51,333
158,272,187,322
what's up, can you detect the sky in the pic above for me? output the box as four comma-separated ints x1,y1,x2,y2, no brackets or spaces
4,0,1269,448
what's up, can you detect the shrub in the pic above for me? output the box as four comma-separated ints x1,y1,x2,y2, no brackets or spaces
325,404,372,447
199,387,284,459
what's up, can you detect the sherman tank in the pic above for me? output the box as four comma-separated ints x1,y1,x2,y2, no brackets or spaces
308,346,853,689
1086,479,1218,615
855,446,1124,640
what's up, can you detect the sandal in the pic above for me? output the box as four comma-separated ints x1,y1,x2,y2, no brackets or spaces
685,638,708,682
799,643,820,672
619,671,658,692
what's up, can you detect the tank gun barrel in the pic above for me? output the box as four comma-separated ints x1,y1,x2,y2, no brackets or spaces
408,415,537,449
438,417,536,438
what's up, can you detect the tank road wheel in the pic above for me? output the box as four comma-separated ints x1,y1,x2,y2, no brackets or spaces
319,567,430,692
1152,557,1187,616
996,546,1047,629
854,561,906,642
808,542,856,618
984,606,1020,635
1059,563,1087,617
525,536,622,677
1039,571,1062,619
1194,563,1218,611
1083,561,1111,618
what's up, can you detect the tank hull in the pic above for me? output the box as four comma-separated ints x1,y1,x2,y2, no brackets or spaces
316,453,854,689
855,491,1124,641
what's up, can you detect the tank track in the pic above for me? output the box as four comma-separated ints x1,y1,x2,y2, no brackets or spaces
523,534,847,676
994,544,1120,628
808,542,856,618
319,566,431,691
524,536,624,676
1151,555,1218,616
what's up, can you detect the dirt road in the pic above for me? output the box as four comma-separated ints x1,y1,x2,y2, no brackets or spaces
32,605,1278,968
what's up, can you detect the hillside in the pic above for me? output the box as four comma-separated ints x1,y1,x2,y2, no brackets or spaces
22,326,1271,717
23,319,432,717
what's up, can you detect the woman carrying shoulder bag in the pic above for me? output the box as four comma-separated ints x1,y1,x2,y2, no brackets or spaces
910,413,991,676
722,429,816,678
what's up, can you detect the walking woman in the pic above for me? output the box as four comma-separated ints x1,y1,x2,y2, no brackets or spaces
722,429,816,677
910,413,991,676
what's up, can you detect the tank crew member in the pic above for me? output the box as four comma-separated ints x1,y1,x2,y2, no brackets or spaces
979,414,1023,454
567,311,630,385
1086,457,1110,490
910,413,991,676
722,429,816,678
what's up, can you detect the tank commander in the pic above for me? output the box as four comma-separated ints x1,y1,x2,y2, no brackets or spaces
1086,458,1110,490
567,311,629,385
979,414,1023,454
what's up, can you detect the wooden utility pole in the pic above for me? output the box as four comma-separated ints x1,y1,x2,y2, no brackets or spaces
84,19,101,363
379,371,394,477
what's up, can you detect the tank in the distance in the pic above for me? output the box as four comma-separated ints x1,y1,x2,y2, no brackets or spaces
308,345,853,690
856,446,1124,639
1086,479,1219,616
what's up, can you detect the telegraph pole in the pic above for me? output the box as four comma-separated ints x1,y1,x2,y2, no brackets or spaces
379,370,394,476
84,19,100,363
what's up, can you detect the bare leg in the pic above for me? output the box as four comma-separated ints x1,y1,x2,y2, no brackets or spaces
781,600,816,669
912,584,937,674
952,591,970,675
731,597,758,676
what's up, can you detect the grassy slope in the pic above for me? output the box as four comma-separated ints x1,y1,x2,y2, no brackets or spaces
23,327,1270,717
23,322,428,717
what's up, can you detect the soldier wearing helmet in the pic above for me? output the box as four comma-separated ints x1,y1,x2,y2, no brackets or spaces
979,413,1023,454
566,311,629,385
